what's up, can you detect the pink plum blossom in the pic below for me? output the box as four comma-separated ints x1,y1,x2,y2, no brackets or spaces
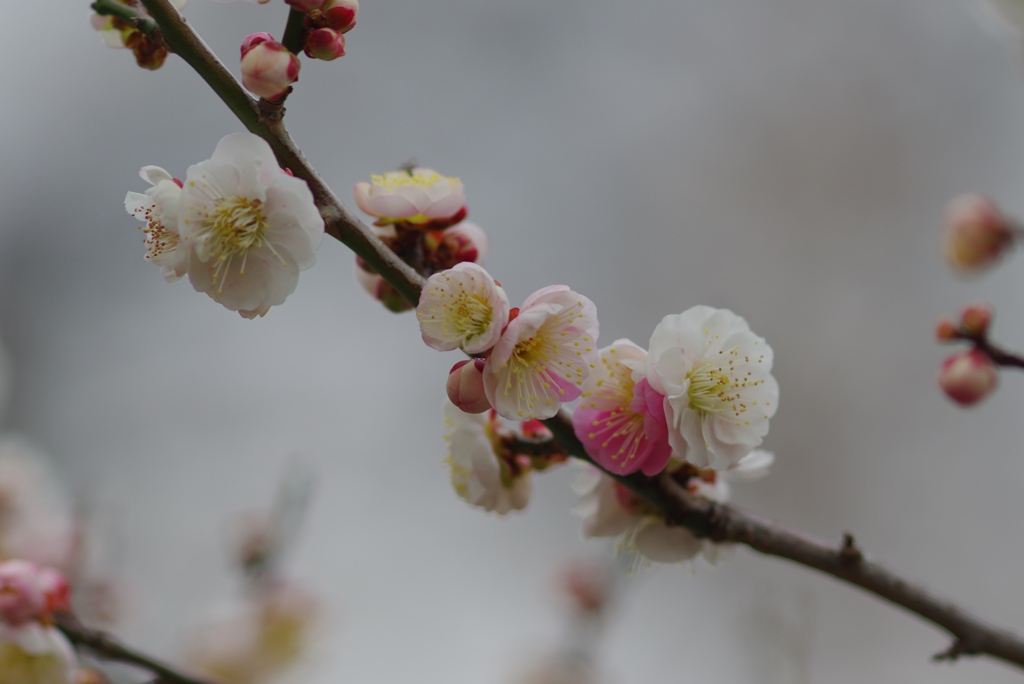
572,339,672,476
444,404,531,515
0,561,46,626
447,359,491,414
354,169,466,226
939,349,999,406
417,263,509,354
178,133,324,318
483,286,599,421
125,166,189,282
646,306,778,471
240,40,300,100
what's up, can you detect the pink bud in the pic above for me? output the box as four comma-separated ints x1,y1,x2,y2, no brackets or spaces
424,221,488,271
960,303,994,337
38,568,70,615
0,560,46,625
240,32,276,59
241,41,301,101
286,0,326,11
943,194,1015,272
323,0,359,33
304,28,346,61
935,316,959,342
447,359,491,414
939,349,999,406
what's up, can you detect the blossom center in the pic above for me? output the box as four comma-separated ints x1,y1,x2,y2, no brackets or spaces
442,291,492,342
371,170,455,192
686,360,737,414
142,221,179,261
207,197,268,262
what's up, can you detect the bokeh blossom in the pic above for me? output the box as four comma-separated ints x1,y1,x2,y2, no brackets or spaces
484,286,599,421
354,169,466,226
444,404,531,515
0,438,73,569
939,349,999,406
0,561,75,684
178,133,324,318
417,263,509,354
646,306,777,471
125,166,189,282
943,194,1015,272
572,339,671,476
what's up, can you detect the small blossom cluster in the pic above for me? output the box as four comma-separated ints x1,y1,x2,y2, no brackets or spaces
0,560,76,684
574,451,773,566
354,167,487,312
935,303,1000,406
126,133,325,318
89,0,186,70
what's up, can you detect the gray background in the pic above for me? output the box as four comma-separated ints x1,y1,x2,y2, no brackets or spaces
2,0,1024,681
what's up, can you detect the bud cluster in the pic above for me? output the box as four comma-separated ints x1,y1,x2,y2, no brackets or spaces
935,304,1000,406
287,0,359,61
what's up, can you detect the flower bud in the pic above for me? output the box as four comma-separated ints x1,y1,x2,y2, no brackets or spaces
240,41,301,101
241,32,276,59
446,359,491,414
354,268,414,313
0,560,46,625
286,0,326,11
935,315,959,342
939,349,999,406
38,568,71,616
943,194,1015,272
960,302,993,337
304,28,346,61
323,0,359,33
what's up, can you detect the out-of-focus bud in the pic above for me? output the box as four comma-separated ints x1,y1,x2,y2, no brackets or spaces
75,669,109,684
447,359,491,414
323,0,359,33
943,194,1015,272
935,315,959,342
37,568,70,616
560,560,608,614
0,560,46,626
939,349,999,406
240,32,276,59
304,28,346,60
241,41,301,100
960,302,994,337
354,267,414,313
286,0,326,11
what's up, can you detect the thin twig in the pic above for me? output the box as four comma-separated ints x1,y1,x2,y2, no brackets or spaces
955,331,1024,371
55,613,215,684
128,0,1024,673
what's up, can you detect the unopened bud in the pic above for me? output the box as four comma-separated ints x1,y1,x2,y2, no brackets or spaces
960,303,994,337
447,359,491,413
241,32,276,59
935,315,959,342
943,194,1015,272
286,0,326,11
355,268,413,313
304,28,346,60
939,349,999,406
0,560,46,625
241,41,301,100
425,221,489,271
323,0,359,33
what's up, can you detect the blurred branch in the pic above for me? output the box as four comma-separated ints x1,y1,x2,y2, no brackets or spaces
955,331,1024,371
131,0,1024,673
90,0,159,35
55,612,215,684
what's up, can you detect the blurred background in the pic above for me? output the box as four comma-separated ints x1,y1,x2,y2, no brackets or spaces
2,0,1024,681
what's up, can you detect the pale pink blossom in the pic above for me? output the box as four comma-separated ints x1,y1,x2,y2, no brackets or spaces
0,623,76,684
125,166,189,282
647,306,777,471
444,404,531,515
939,349,999,406
0,561,46,626
484,286,599,421
354,169,465,225
179,133,324,317
417,263,509,354
447,359,491,414
241,41,300,100
943,194,1015,272
572,340,671,476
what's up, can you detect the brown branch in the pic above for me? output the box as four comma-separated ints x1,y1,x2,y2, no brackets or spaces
130,0,1024,673
955,331,1024,371
55,612,216,684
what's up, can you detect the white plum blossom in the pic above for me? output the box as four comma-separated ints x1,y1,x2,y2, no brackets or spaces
646,306,778,471
0,623,76,684
417,263,509,354
125,166,189,282
179,133,325,318
444,403,531,515
354,168,466,225
484,285,599,421
573,451,773,565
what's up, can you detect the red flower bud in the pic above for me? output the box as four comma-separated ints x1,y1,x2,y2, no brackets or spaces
939,349,998,406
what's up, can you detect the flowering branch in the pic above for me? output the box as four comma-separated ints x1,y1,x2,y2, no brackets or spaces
55,613,216,684
124,0,1024,673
